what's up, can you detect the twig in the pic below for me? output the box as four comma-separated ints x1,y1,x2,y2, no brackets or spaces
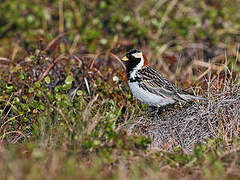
194,60,225,81
69,35,80,54
84,77,91,96
0,94,13,123
11,43,20,61
82,94,99,122
150,0,168,16
72,55,83,68
220,145,240,159
196,67,211,81
55,105,73,133
38,54,67,81
1,114,24,131
0,131,25,142
44,33,66,51
109,52,126,70
58,0,64,33
88,54,104,78
10,133,25,144
193,60,225,71
89,54,99,70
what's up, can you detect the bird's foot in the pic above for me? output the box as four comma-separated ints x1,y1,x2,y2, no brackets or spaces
147,106,163,117
147,106,157,117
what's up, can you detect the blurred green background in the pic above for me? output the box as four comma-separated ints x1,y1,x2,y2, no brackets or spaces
1,0,240,55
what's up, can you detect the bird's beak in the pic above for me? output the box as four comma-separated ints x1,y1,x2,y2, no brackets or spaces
121,56,129,61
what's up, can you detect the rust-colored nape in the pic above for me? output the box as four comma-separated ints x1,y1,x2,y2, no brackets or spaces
142,54,148,67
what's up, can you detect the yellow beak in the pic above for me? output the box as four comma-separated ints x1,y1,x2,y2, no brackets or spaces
122,56,129,61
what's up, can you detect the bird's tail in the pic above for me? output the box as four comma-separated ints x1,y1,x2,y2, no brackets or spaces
181,94,206,101
178,90,206,101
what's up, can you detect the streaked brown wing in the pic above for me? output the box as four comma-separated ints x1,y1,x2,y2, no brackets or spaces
137,66,186,101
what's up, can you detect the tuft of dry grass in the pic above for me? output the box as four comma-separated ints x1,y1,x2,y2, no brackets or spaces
126,66,240,153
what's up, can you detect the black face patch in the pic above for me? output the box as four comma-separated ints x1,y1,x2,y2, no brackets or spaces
124,49,141,78
126,49,141,57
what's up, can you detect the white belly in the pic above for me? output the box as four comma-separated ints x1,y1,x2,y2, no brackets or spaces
128,81,176,107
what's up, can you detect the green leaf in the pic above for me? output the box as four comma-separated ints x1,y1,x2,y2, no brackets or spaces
65,75,75,85
44,76,51,84
29,87,34,93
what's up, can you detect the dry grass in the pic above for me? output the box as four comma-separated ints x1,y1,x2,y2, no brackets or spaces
125,56,240,153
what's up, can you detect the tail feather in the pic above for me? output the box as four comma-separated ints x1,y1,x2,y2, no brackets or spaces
178,93,206,101
177,89,206,101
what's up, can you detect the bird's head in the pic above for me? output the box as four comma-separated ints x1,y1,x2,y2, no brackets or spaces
121,49,148,72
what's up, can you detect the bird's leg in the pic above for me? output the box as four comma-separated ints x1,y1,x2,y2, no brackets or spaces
151,106,163,117
147,106,157,116
156,106,163,116
147,106,164,117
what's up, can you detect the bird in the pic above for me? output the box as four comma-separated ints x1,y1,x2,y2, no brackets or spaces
121,49,204,111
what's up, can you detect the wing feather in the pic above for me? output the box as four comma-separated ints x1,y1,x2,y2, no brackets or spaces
137,66,190,101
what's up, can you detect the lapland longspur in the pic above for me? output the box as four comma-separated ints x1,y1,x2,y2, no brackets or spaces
121,49,204,108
